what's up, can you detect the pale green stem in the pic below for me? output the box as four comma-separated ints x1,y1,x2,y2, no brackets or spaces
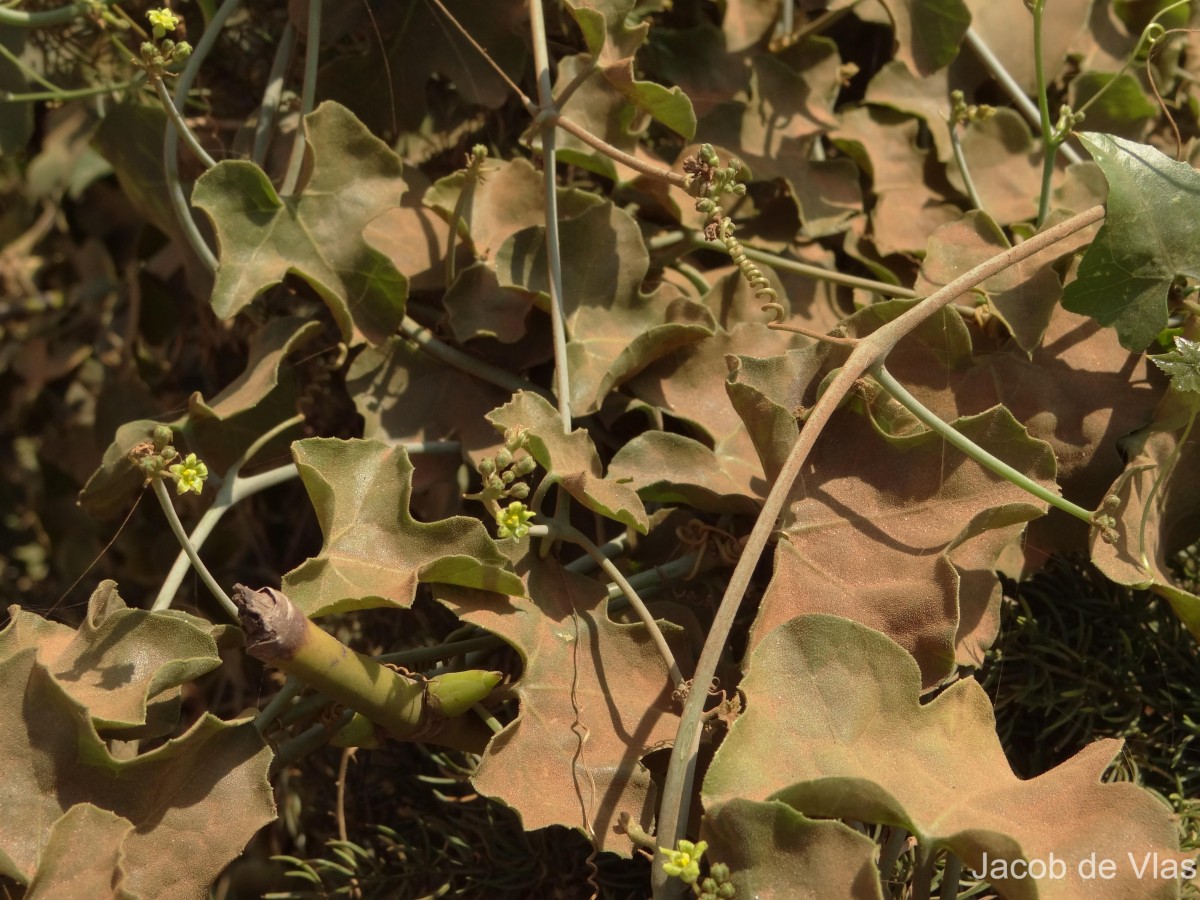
251,21,295,167
0,76,141,101
400,315,552,400
552,58,596,112
1074,1,1191,121
529,0,573,431
0,41,67,92
1031,0,1058,228
877,827,910,877
254,675,302,732
444,159,480,288
742,243,915,297
153,413,305,611
0,0,113,27
651,204,1107,898
164,0,243,273
1139,408,1195,572
949,120,993,224
872,363,1093,522
280,0,320,197
963,27,1082,165
151,477,238,620
912,844,936,900
670,261,711,297
151,463,296,612
151,72,217,169
473,703,504,733
270,708,355,774
532,523,684,688
565,529,631,574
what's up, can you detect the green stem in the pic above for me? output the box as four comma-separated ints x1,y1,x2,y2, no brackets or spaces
949,121,993,224
0,0,114,27
962,27,1082,166
151,72,217,169
1139,408,1196,572
872,363,1093,523
533,523,684,688
151,476,239,620
670,261,711,297
250,21,294,167
270,708,355,774
651,203,1107,898
164,0,243,273
720,238,917,299
1073,1,1190,121
0,76,141,102
1031,0,1058,228
529,0,574,432
400,315,552,401
280,0,320,197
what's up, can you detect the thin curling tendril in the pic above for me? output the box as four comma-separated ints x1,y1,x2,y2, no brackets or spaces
720,217,782,321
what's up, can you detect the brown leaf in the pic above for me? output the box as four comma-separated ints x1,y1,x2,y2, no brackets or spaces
705,615,1187,899
0,649,273,898
749,402,1056,686
832,106,960,255
1088,389,1200,637
915,211,1063,353
949,110,1043,225
438,558,680,854
496,202,715,416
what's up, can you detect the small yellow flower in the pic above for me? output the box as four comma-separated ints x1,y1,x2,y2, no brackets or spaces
147,8,180,34
495,501,534,539
660,839,707,885
168,453,208,496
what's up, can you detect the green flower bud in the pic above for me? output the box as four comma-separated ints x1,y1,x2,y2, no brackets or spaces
495,448,513,471
479,457,496,476
153,425,174,450
173,41,192,60
140,41,157,60
507,482,529,500
501,469,515,484
513,456,537,476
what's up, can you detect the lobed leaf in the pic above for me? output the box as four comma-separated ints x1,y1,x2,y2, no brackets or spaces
487,391,648,533
282,438,524,618
704,615,1187,899
193,102,408,345
1063,133,1200,351
438,558,681,854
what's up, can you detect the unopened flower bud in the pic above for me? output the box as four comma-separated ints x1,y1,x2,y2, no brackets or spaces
495,448,513,470
153,425,174,450
513,456,537,476
507,482,529,499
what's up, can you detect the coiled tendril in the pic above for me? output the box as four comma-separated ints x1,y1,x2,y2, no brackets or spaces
684,143,784,323
720,217,782,322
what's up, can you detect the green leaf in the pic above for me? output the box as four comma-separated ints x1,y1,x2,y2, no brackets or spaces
281,438,524,618
704,615,1186,898
1062,133,1200,350
192,101,408,345
1069,72,1157,138
487,392,649,533
564,0,697,138
1150,335,1200,394
878,0,971,76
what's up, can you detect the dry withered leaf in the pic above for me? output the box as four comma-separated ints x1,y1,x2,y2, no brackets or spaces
438,558,681,854
705,615,1188,899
